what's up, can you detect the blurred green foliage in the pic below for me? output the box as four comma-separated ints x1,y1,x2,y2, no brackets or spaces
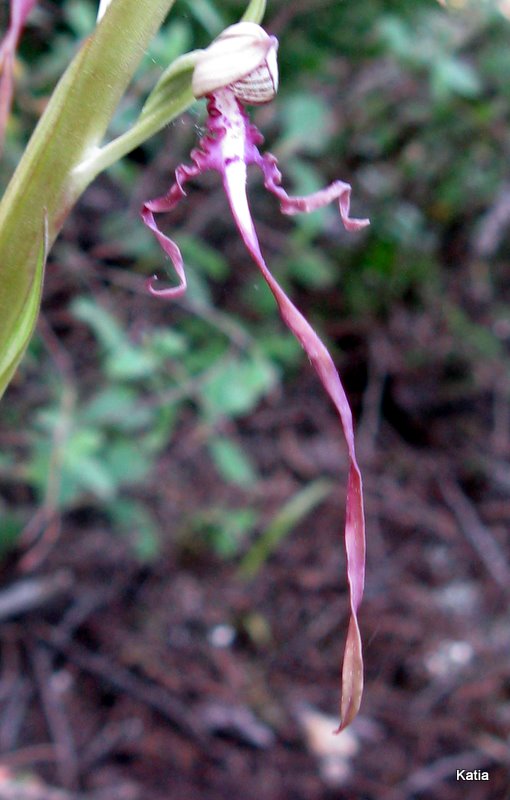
2,0,510,562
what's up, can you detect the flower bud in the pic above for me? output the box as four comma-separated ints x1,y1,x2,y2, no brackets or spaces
192,22,278,105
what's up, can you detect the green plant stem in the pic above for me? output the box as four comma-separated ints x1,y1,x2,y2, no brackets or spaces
242,0,266,23
74,54,199,182
76,94,195,181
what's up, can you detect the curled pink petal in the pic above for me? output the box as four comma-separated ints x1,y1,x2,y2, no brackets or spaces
260,152,370,232
141,163,201,298
0,0,37,153
141,205,187,299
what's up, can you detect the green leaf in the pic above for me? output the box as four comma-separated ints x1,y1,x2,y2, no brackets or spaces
71,297,124,351
377,17,414,61
65,0,98,37
71,297,158,380
0,221,47,399
109,498,161,561
431,57,481,100
208,436,257,487
149,328,187,359
142,402,179,452
68,455,116,501
106,347,157,381
279,94,331,156
180,235,230,281
81,387,154,431
27,428,114,506
192,507,258,558
287,249,336,289
0,516,24,556
103,440,153,487
201,355,277,420
239,480,333,578
257,332,301,367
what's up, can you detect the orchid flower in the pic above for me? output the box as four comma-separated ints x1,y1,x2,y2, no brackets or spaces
0,0,37,154
142,22,369,731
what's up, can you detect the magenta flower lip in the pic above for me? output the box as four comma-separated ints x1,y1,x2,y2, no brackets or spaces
142,26,369,731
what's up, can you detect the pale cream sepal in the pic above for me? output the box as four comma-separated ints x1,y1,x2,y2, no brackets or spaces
192,22,278,105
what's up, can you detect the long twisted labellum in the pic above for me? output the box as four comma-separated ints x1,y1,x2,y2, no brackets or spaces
142,23,368,731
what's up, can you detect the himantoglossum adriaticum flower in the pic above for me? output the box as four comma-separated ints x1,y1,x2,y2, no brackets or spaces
142,22,369,731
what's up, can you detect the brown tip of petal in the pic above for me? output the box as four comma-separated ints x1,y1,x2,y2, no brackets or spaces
192,22,278,104
334,615,364,733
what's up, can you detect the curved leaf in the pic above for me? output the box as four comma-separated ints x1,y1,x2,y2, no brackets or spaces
0,217,46,397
